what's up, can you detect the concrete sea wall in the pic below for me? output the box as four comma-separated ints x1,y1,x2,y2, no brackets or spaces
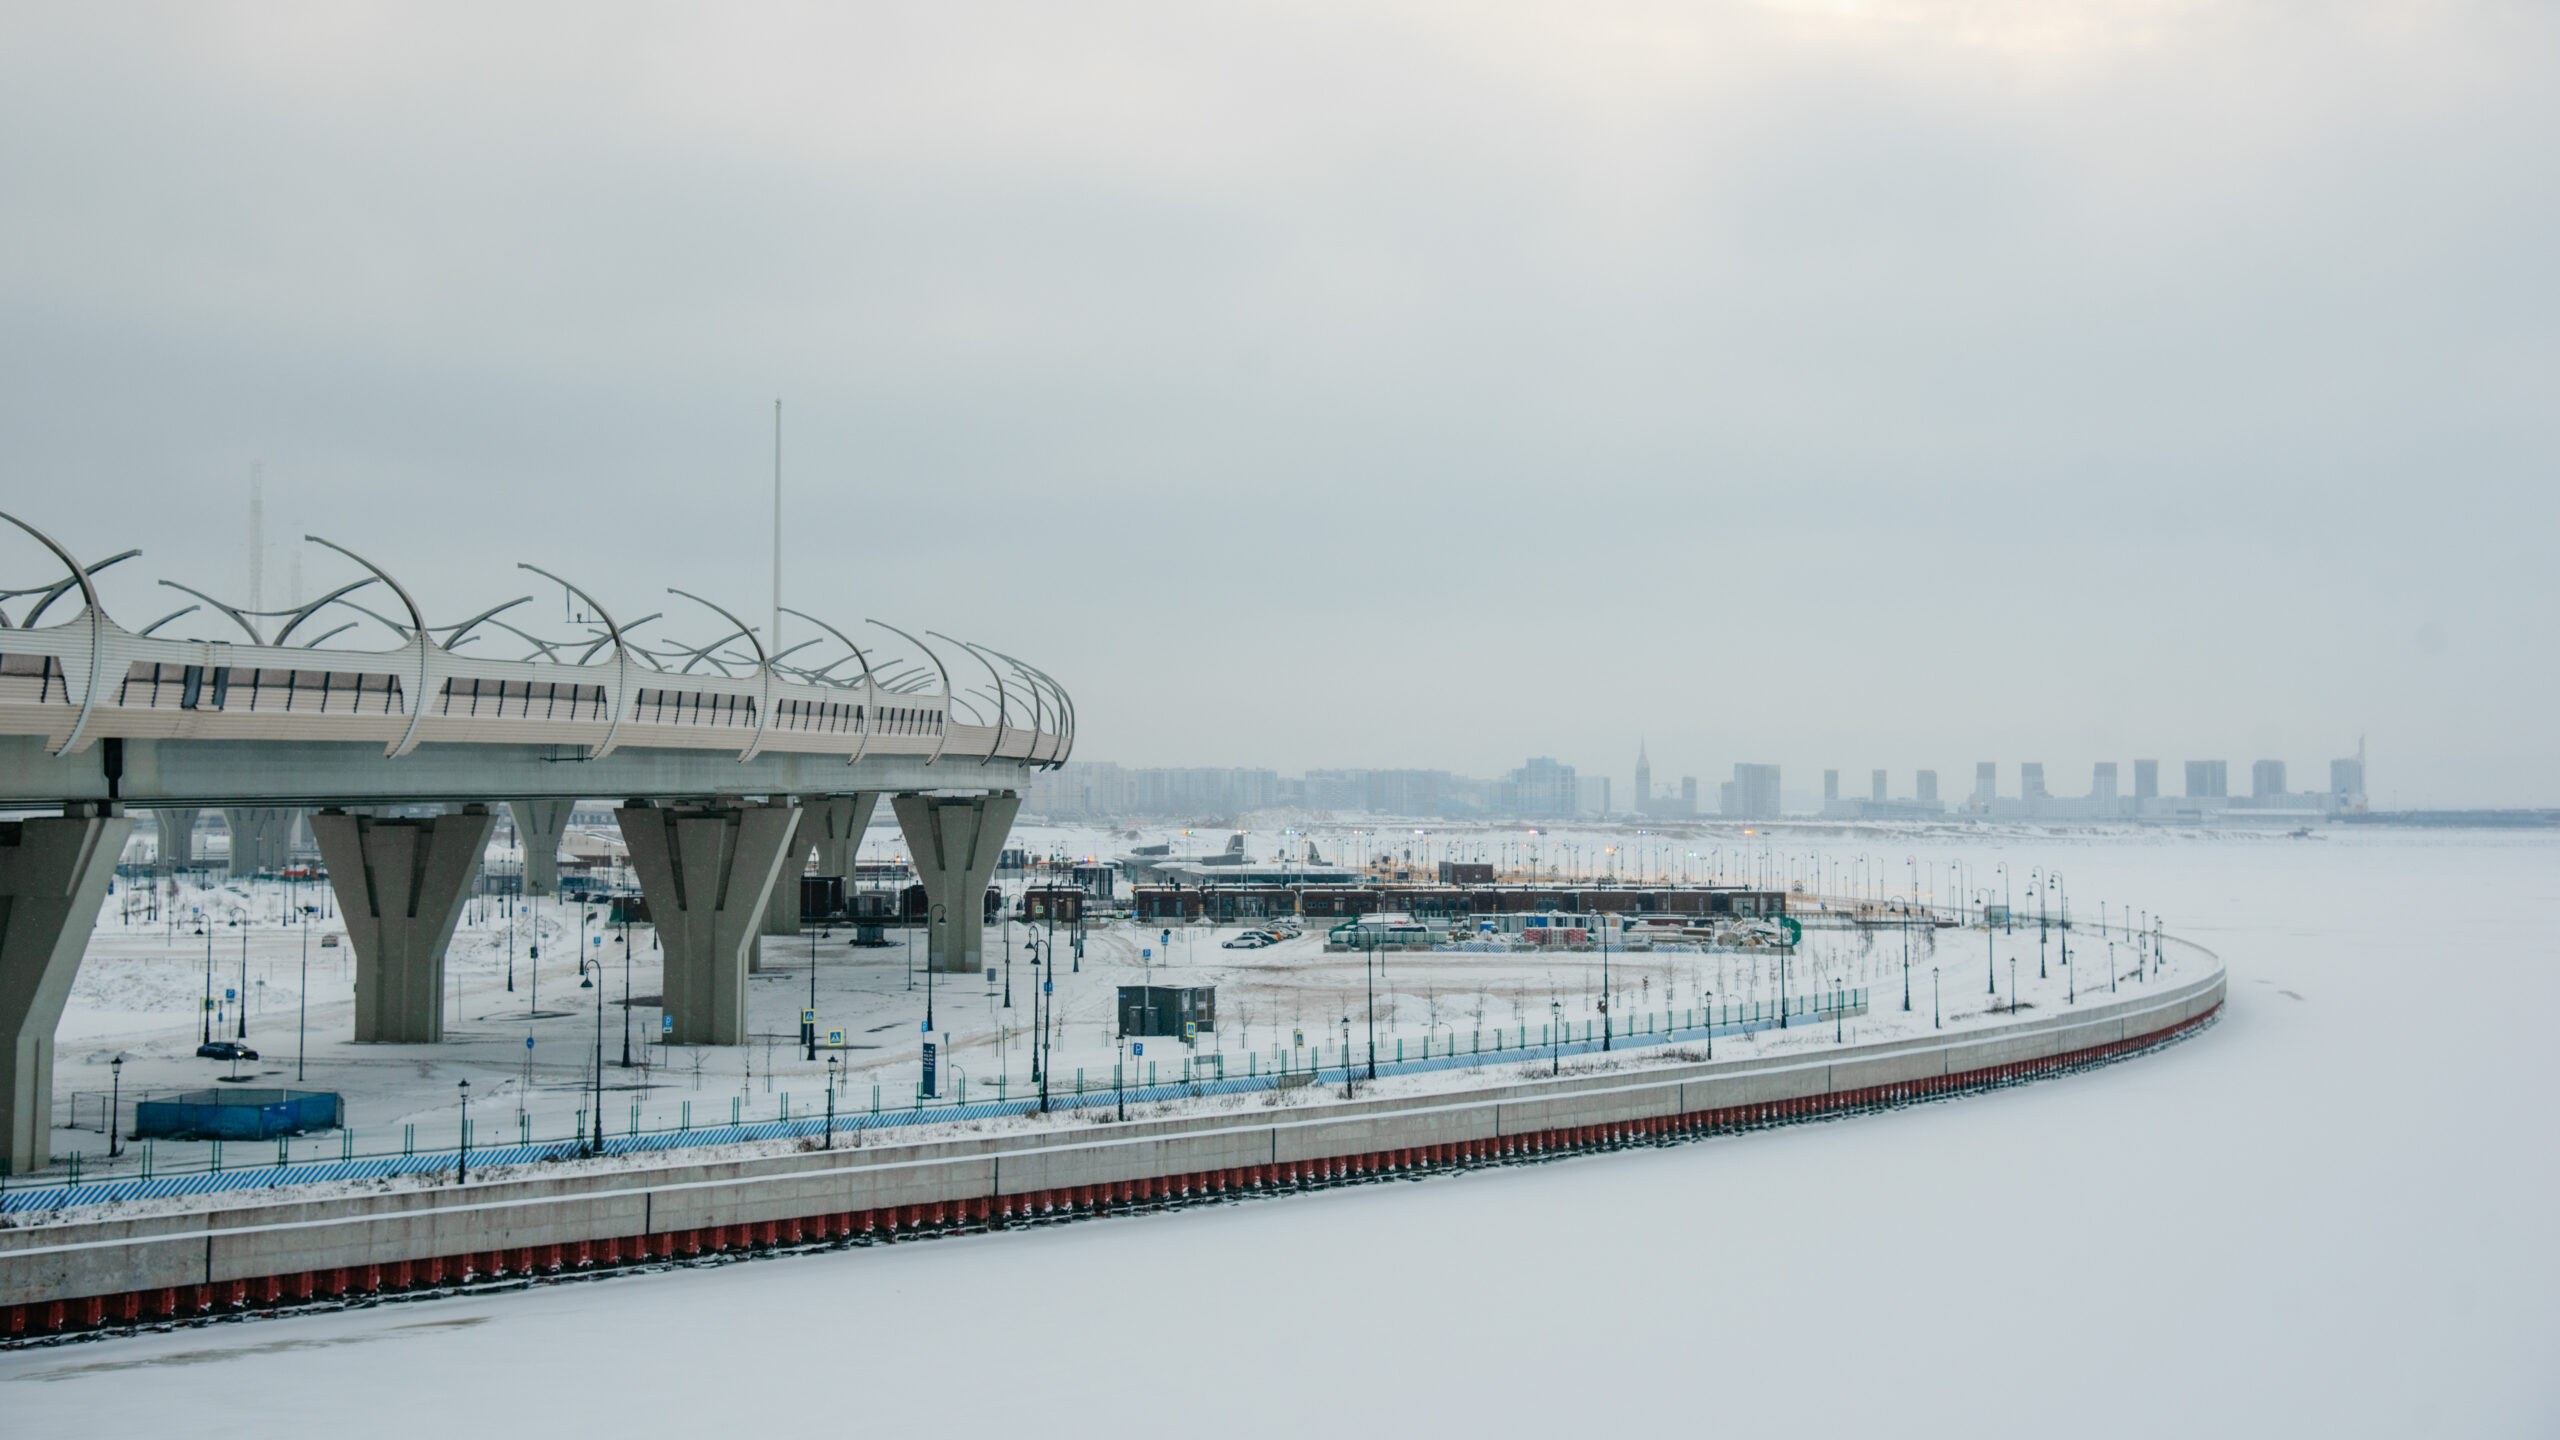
0,968,2222,1340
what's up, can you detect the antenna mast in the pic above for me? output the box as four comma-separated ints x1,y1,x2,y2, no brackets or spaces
772,398,782,664
248,461,265,617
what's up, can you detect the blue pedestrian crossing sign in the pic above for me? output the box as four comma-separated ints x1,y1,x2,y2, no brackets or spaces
828,1029,845,1047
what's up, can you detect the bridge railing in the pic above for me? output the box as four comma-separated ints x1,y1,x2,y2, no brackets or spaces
0,612,1062,767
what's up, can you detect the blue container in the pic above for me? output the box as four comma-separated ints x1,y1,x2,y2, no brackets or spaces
134,1089,343,1140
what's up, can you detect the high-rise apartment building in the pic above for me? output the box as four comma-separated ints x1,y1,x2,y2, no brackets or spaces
2133,759,2160,800
2185,760,2228,798
1871,769,1888,802
2252,759,2287,799
1505,757,1578,817
2021,763,2048,799
2091,762,2119,802
1974,762,1998,803
1721,763,1781,820
1916,770,1939,802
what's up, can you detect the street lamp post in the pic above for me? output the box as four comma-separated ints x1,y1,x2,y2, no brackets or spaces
622,907,635,1068
1040,899,1060,1111
2039,872,2053,979
456,1078,471,1183
824,1055,839,1149
1778,925,1790,1029
297,911,310,1082
1600,912,1613,1051
1902,917,1912,1012
581,956,605,1152
926,904,946,1032
108,1056,123,1158
1365,930,1378,1080
1550,999,1562,1075
1982,890,1996,994
1932,966,1941,1030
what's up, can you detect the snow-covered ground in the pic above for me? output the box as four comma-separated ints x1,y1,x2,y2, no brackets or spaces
46,817,2205,1181
6,828,2555,1437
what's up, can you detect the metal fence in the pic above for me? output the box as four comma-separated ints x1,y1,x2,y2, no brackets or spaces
1,989,1869,1214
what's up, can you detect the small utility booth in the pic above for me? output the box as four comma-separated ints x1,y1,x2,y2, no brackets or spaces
1118,984,1216,1040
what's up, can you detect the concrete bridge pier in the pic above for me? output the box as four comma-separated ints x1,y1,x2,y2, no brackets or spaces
309,806,496,1044
807,793,879,894
893,792,1019,974
507,799,573,898
757,807,811,945
221,806,301,879
0,804,134,1175
618,799,798,1045
153,807,199,876
757,792,880,953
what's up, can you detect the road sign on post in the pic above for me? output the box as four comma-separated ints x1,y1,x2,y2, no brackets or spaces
922,1041,938,1098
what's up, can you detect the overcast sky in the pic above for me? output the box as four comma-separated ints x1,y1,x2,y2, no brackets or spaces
3,2,2552,806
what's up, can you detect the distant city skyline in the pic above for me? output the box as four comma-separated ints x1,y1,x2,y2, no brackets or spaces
1028,739,2397,821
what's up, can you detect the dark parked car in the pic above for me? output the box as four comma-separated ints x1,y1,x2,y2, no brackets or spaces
196,1040,259,1061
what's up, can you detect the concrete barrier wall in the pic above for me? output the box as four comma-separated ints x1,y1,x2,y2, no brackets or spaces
1,968,2222,1334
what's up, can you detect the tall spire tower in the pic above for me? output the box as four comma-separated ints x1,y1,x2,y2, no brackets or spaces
1634,739,1652,817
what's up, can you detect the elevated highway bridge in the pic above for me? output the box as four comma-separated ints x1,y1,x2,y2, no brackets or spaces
0,512,1072,1173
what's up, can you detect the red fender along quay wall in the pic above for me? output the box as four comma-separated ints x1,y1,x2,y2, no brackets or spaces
1,972,2222,1342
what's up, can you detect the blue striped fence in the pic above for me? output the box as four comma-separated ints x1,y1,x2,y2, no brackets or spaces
2,990,1867,1215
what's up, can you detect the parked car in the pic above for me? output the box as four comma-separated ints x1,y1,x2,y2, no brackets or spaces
1222,931,1277,949
196,1040,259,1061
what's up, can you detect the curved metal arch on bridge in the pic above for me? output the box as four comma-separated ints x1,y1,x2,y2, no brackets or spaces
865,619,955,768
778,607,881,765
0,512,109,756
516,563,638,759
